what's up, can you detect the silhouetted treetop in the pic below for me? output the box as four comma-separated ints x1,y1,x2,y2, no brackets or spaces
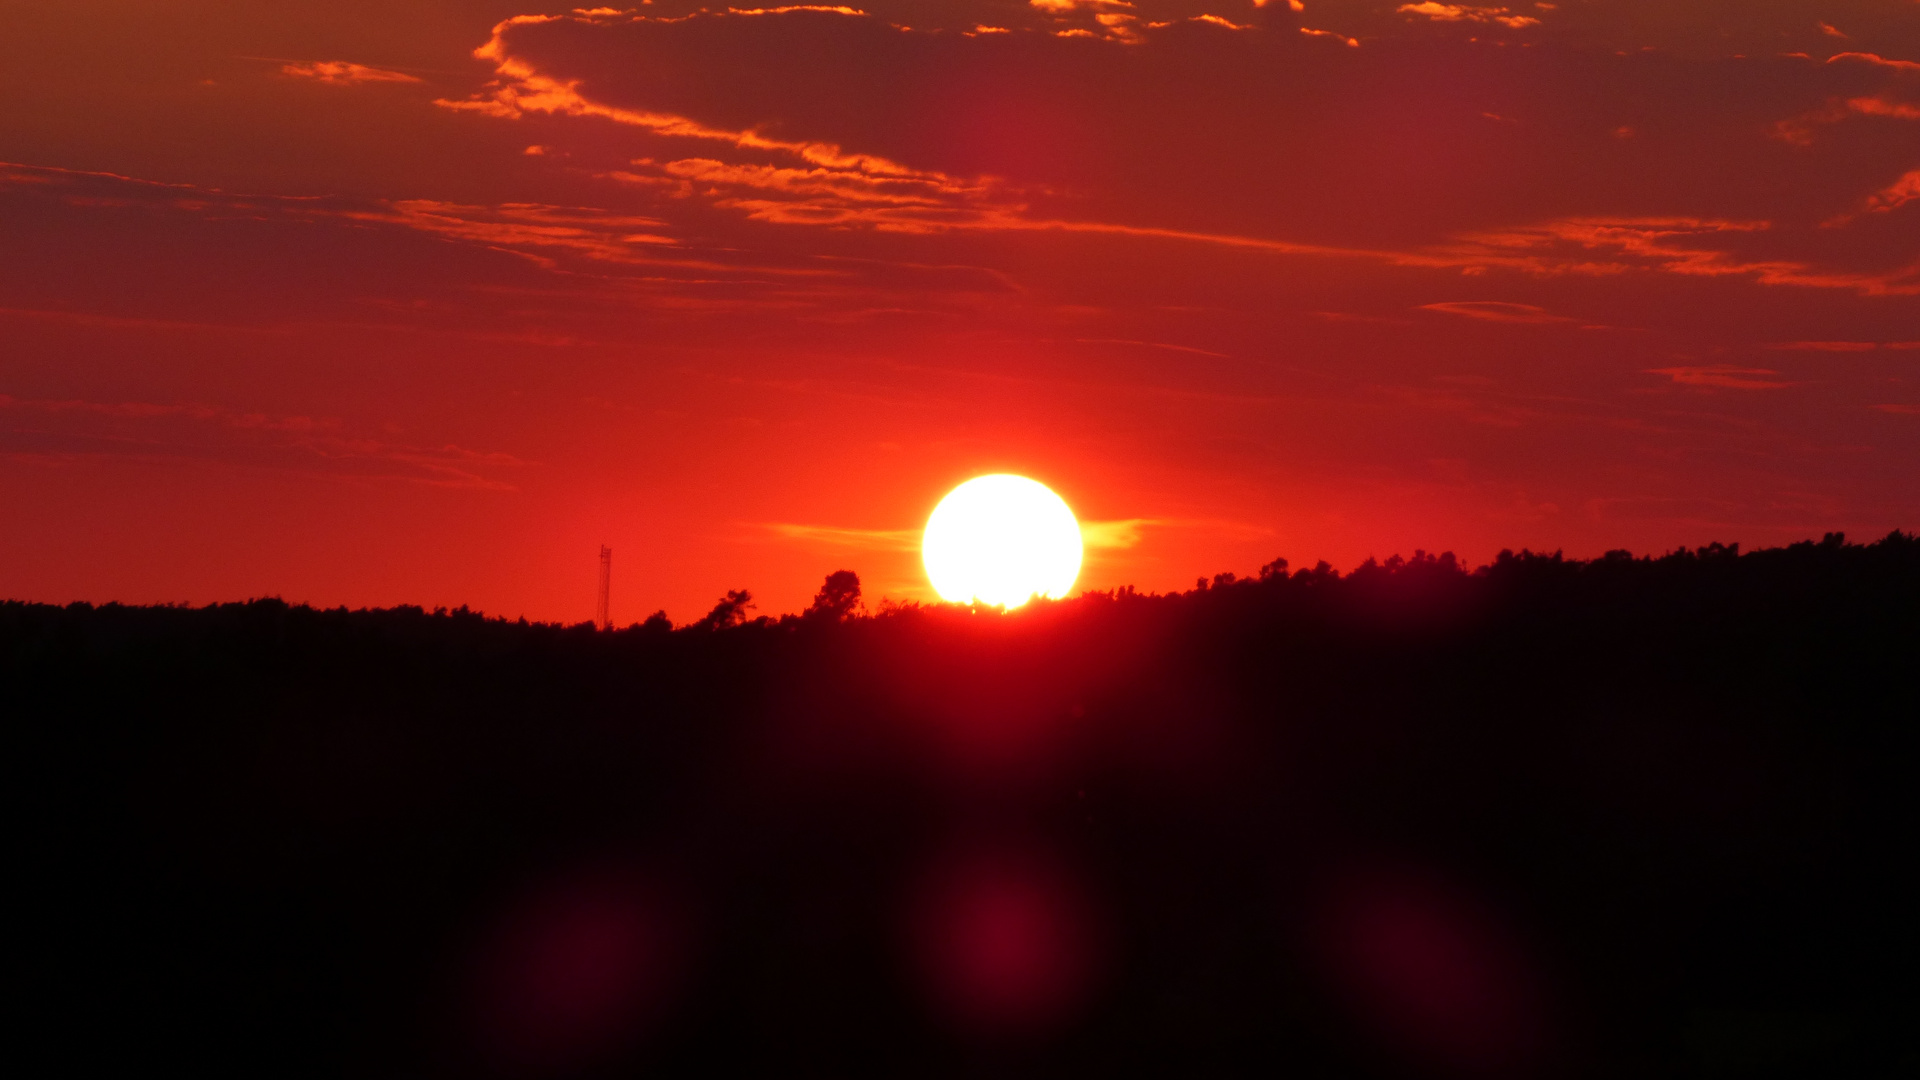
804,570,863,622
693,589,755,631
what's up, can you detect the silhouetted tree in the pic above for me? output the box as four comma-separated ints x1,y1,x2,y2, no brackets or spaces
694,588,754,630
804,570,863,621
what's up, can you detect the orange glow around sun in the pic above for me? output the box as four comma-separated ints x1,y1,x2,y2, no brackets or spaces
922,475,1084,608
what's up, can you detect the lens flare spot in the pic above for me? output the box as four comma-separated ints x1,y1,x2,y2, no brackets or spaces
908,852,1098,1035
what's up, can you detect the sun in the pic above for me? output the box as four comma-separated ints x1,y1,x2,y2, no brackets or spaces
923,475,1083,608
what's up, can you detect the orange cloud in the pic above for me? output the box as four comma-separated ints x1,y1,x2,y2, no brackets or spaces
1845,95,1920,121
624,153,1038,234
1646,366,1795,390
1300,27,1359,46
1020,0,1157,42
441,14,949,183
339,200,685,266
1774,55,1920,145
1826,51,1920,74
1094,12,1146,42
1396,3,1540,29
437,14,1061,232
726,6,867,15
1441,217,1920,297
1029,0,1134,11
279,61,422,85
1827,166,1920,224
654,156,992,218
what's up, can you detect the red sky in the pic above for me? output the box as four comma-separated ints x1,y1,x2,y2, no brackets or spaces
3,0,1917,622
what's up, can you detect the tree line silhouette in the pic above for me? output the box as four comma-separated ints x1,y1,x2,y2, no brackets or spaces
10,532,1918,1077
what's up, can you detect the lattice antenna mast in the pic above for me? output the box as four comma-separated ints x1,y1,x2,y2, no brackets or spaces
596,545,612,631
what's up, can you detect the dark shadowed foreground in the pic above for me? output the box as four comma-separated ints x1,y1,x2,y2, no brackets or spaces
11,535,1919,1078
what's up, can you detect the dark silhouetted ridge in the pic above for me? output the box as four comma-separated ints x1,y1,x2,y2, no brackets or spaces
10,533,1919,1077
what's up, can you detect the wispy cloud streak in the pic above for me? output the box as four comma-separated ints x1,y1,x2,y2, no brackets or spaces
759,522,922,550
1395,3,1539,29
0,393,523,488
1646,367,1796,390
280,60,423,85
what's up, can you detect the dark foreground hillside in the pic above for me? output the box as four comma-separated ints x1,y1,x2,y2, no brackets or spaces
10,534,1920,1079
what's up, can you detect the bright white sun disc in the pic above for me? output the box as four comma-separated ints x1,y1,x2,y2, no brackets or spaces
923,474,1083,608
